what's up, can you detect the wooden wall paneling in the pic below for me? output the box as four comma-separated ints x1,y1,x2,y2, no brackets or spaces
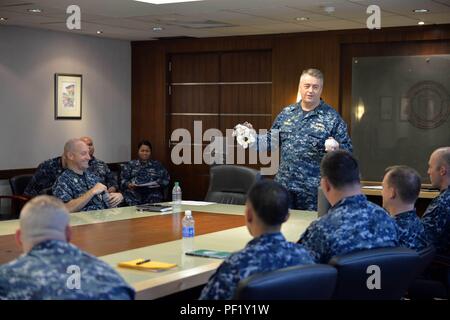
171,85,220,113
220,84,272,114
170,53,219,83
131,43,167,164
220,50,272,82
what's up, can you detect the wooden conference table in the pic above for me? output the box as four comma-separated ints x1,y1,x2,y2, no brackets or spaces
0,202,317,300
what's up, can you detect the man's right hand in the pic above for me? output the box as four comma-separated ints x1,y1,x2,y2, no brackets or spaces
90,183,107,196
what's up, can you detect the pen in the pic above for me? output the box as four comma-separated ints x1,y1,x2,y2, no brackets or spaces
136,259,151,265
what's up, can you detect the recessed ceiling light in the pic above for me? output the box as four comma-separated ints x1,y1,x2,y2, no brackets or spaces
295,17,309,21
418,21,425,25
152,26,163,31
134,0,204,4
413,9,429,13
96,30,103,34
0,17,7,22
27,9,42,13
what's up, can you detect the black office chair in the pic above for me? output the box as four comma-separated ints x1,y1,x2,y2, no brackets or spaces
204,165,261,205
0,195,29,220
408,248,449,299
235,264,337,300
328,247,421,300
9,174,33,196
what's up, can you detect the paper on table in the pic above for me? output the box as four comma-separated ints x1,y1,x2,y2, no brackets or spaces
168,201,216,206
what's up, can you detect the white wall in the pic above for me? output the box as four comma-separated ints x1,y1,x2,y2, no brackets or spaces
0,25,131,170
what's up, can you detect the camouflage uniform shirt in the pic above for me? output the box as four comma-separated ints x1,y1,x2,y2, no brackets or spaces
0,240,134,300
394,210,429,251
421,188,450,254
53,169,108,212
87,156,118,190
24,156,65,196
298,194,398,263
257,101,352,211
120,160,170,206
199,232,315,300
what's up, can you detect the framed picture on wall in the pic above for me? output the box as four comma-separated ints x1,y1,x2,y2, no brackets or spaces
54,73,82,119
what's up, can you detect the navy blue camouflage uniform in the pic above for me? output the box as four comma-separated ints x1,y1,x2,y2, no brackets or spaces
257,101,352,211
199,232,315,300
298,194,398,263
53,169,108,212
421,188,450,254
393,210,429,251
120,160,170,206
24,156,65,196
87,156,118,191
0,240,134,300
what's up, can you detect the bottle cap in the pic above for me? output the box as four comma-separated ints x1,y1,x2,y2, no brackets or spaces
185,210,192,216
175,181,179,186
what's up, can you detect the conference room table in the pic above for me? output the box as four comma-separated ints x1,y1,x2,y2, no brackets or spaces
0,202,317,300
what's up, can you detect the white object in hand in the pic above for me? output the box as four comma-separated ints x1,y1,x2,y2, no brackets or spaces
325,137,339,152
233,124,256,149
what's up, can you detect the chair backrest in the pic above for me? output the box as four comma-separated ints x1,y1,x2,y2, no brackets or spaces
204,165,261,205
9,174,33,195
415,246,436,277
235,264,337,300
328,247,421,300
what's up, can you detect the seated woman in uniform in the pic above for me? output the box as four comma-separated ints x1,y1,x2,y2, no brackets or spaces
120,140,170,206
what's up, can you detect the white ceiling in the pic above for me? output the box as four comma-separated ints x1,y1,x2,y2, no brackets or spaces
0,0,449,41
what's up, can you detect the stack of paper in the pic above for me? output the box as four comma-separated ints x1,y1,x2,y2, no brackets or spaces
118,259,177,271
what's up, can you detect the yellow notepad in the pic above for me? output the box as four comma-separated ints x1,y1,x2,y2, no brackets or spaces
118,259,177,271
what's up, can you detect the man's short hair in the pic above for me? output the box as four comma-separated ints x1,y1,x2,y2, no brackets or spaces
434,147,450,171
247,180,289,226
300,68,324,84
385,165,421,203
321,150,360,189
20,195,70,246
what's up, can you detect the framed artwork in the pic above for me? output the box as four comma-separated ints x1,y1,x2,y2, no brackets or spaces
54,73,82,119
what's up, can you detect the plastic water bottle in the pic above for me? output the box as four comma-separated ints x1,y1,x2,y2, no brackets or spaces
172,181,182,212
182,210,195,254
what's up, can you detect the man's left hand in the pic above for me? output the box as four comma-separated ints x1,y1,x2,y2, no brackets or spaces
108,193,123,207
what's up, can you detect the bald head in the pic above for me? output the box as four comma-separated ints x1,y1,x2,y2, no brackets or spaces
19,196,70,252
64,138,90,173
428,147,450,190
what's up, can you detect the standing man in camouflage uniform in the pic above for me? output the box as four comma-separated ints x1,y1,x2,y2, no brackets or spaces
421,147,450,254
298,150,398,263
120,140,170,206
0,195,134,300
382,165,429,251
53,139,123,213
80,136,119,193
200,180,314,300
245,69,352,211
24,152,67,197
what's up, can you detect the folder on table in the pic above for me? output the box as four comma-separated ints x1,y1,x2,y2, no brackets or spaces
185,249,231,259
118,259,177,271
